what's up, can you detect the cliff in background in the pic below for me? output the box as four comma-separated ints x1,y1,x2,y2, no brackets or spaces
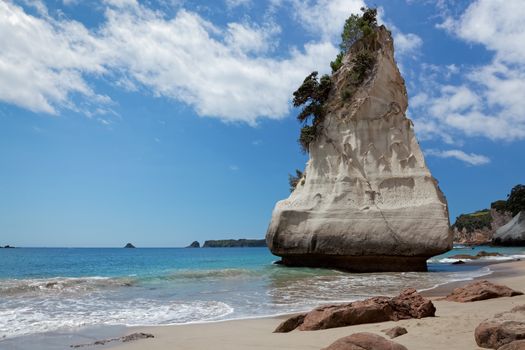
203,239,266,248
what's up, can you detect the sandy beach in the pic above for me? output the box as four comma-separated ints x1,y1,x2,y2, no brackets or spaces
105,260,525,350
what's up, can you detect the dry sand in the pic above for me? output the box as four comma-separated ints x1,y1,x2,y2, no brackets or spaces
109,260,525,350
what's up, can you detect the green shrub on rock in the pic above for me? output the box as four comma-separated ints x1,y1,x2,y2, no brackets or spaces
507,184,525,216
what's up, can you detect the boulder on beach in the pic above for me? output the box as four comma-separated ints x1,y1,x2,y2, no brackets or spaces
274,288,434,332
444,280,523,303
493,212,525,246
475,305,525,349
265,23,451,272
124,243,135,248
321,332,407,350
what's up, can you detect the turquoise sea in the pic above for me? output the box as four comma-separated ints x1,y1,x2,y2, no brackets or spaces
1,245,525,345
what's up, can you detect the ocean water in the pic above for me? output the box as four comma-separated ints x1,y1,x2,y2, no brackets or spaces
1,245,525,343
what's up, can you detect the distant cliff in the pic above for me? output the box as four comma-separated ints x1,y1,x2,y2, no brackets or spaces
202,239,266,248
453,205,512,245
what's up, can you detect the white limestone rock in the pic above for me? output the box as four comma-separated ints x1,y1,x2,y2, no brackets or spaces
266,26,452,272
493,212,525,246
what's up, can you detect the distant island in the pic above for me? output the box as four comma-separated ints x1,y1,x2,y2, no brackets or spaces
124,243,136,248
202,239,266,248
187,241,200,248
0,245,15,248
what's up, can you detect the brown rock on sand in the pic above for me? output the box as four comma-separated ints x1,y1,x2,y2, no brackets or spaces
274,289,434,332
475,305,525,349
382,326,407,339
273,313,307,333
445,280,523,302
321,332,407,350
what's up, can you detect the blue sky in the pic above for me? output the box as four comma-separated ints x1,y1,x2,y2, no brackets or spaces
0,0,524,247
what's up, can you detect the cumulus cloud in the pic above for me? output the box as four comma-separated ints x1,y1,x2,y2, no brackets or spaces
0,1,110,114
0,0,348,124
225,0,251,9
291,0,365,40
393,31,422,56
425,149,490,166
413,0,525,142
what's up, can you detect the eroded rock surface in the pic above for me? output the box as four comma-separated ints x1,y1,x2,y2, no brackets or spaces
266,26,451,272
445,280,523,303
475,305,525,349
499,340,525,350
321,332,407,350
493,212,525,246
274,288,434,332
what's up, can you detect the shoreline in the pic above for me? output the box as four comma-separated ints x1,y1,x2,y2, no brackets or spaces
3,258,523,349
104,258,525,350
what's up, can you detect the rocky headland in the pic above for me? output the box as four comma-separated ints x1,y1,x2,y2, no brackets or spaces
452,184,524,245
493,211,525,246
202,239,266,248
266,16,451,272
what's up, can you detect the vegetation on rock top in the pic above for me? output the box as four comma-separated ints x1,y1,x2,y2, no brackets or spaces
291,7,378,159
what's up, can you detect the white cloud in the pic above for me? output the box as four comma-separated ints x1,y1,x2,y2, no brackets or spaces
225,0,251,9
412,0,525,142
393,31,422,56
425,149,490,166
291,0,365,40
0,1,110,114
0,0,341,124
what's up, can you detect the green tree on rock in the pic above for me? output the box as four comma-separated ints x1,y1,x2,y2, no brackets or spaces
507,184,525,216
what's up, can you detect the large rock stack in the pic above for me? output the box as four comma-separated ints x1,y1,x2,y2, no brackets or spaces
266,26,452,272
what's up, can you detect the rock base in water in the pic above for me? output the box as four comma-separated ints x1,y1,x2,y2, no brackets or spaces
280,255,428,272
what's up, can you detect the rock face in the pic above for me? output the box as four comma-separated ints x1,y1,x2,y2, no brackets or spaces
493,212,525,246
454,208,513,245
321,332,407,350
266,26,451,272
499,340,525,350
475,305,525,349
444,280,523,303
274,288,434,332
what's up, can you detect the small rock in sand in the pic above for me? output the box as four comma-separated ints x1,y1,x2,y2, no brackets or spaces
382,326,407,339
321,332,407,350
